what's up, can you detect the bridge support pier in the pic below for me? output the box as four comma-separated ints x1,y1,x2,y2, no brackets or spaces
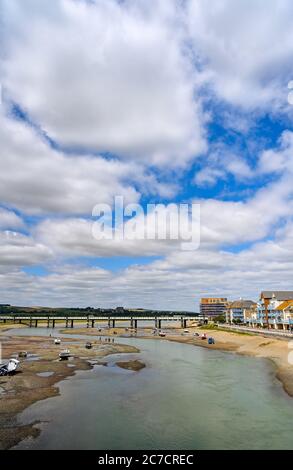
158,319,161,330
181,318,187,328
66,317,69,328
91,319,95,328
35,319,38,328
70,319,74,328
47,317,50,328
52,319,55,329
29,318,33,328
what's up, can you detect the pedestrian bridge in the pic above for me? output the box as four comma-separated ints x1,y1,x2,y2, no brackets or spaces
0,315,199,329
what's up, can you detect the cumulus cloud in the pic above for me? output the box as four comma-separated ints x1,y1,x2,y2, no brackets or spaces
187,0,293,111
258,130,293,175
3,0,206,166
0,107,177,214
0,230,52,267
0,208,24,230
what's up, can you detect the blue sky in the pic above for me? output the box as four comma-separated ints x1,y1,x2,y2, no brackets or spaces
1,0,293,310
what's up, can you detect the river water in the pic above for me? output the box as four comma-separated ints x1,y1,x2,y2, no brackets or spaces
8,328,293,450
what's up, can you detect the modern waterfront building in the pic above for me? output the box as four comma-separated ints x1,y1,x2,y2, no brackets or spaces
275,301,293,329
226,300,257,324
254,291,293,330
200,297,228,319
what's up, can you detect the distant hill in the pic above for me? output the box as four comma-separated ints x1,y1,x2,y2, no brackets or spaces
0,305,197,317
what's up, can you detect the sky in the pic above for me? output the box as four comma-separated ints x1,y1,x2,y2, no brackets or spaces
1,0,293,310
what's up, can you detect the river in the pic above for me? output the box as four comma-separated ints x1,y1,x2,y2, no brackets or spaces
8,328,293,450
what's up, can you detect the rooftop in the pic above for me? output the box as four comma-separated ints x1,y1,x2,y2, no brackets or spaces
229,300,257,309
261,291,293,301
276,300,293,311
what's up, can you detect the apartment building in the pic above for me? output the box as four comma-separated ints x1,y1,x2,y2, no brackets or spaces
255,291,293,330
226,300,257,324
200,297,228,319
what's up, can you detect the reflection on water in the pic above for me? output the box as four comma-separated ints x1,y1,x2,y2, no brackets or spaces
7,328,293,450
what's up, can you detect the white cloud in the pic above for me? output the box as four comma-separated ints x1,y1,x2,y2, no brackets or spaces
188,0,293,111
199,175,293,246
0,208,24,230
258,130,293,175
0,108,160,215
3,0,206,166
0,230,52,266
194,167,225,187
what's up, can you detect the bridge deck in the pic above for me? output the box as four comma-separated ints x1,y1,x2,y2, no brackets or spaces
0,315,198,321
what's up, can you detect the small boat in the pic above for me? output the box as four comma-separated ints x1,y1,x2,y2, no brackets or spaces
184,329,189,333
193,332,200,337
59,349,71,360
0,359,20,376
208,337,215,345
18,351,28,358
85,342,92,349
159,332,166,337
201,334,207,340
54,338,61,345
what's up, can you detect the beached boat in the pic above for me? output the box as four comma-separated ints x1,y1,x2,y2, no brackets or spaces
85,342,92,349
208,337,215,345
59,349,71,360
0,359,20,376
18,351,28,358
54,338,61,345
159,332,166,337
201,334,207,340
184,329,189,333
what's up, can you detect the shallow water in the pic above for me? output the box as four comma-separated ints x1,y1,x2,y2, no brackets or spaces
36,372,54,378
7,328,293,450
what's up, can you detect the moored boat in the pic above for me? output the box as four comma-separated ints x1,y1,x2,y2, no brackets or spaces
0,358,20,376
54,338,61,345
59,349,71,360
